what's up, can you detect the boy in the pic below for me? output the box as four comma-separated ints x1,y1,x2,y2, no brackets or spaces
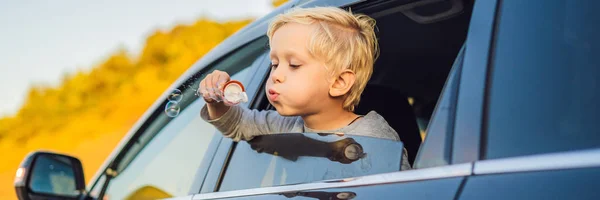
199,7,411,170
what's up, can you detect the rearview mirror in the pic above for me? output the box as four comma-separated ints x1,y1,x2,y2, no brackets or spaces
14,151,86,200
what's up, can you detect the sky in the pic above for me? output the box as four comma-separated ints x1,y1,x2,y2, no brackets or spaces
0,0,274,116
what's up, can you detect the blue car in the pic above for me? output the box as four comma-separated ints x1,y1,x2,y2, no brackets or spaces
14,0,600,199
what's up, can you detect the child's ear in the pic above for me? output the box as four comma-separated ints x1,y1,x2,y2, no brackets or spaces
329,70,356,97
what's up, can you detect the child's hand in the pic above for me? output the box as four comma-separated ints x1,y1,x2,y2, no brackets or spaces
199,70,230,104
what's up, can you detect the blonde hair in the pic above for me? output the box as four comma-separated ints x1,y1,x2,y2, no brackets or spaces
267,7,379,112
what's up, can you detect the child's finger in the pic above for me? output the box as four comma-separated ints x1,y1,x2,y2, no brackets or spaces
210,74,224,100
199,78,206,92
209,73,220,91
200,79,212,101
201,75,218,102
206,75,218,100
216,74,228,92
217,73,230,98
202,91,212,102
199,78,207,95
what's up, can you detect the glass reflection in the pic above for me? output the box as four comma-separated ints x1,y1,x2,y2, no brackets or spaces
280,191,356,200
248,133,366,164
219,133,404,191
29,154,78,196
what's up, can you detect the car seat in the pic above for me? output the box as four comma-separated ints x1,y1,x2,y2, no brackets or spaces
355,84,422,166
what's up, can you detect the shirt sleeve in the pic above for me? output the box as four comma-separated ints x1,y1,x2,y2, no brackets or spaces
200,105,299,141
401,148,412,170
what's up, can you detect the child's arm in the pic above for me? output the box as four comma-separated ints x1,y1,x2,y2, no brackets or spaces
199,70,298,141
200,104,299,141
205,100,232,120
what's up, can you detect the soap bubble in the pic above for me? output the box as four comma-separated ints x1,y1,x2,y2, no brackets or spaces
168,89,183,102
165,101,181,117
195,88,202,97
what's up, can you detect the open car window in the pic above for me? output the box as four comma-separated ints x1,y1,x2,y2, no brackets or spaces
218,133,404,192
207,0,473,194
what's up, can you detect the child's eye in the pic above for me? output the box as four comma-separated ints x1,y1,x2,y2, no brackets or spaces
290,64,301,68
270,63,279,69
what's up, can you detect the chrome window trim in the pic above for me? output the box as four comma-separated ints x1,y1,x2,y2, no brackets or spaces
192,163,472,200
474,148,600,175
163,195,194,200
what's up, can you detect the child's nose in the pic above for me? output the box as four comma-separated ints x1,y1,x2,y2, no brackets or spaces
270,66,285,83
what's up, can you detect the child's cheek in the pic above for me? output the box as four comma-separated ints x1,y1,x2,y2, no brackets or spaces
264,76,274,88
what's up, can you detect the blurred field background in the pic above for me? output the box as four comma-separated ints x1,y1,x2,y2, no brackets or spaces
0,0,288,199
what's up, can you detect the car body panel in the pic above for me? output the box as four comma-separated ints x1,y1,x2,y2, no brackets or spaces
459,167,600,200
206,177,465,200
193,163,471,199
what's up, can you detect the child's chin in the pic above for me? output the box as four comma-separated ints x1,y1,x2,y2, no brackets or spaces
273,106,298,116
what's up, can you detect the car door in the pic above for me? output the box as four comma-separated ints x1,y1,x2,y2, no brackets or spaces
189,13,494,200
85,36,270,200
190,49,467,200
455,0,600,199
187,36,485,200
189,0,495,199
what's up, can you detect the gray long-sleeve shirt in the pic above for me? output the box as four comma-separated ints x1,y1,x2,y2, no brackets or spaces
200,105,411,170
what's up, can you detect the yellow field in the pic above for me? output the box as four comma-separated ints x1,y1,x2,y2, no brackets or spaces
0,18,253,200
0,126,129,199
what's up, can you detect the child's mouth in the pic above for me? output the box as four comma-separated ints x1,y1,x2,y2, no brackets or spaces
268,89,279,101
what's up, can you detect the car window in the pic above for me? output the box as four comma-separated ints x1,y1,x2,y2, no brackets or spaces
485,0,600,159
217,133,405,192
413,46,463,169
97,37,268,200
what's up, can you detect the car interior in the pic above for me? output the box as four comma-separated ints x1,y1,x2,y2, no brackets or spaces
256,0,475,166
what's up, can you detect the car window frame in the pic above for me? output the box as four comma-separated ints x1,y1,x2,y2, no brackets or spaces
86,36,271,200
413,45,464,169
451,0,499,164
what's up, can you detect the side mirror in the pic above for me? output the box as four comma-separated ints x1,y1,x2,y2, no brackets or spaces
14,151,86,200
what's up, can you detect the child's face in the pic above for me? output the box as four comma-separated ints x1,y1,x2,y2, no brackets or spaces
266,22,333,116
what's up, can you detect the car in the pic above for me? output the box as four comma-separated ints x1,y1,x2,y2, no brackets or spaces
14,0,600,199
